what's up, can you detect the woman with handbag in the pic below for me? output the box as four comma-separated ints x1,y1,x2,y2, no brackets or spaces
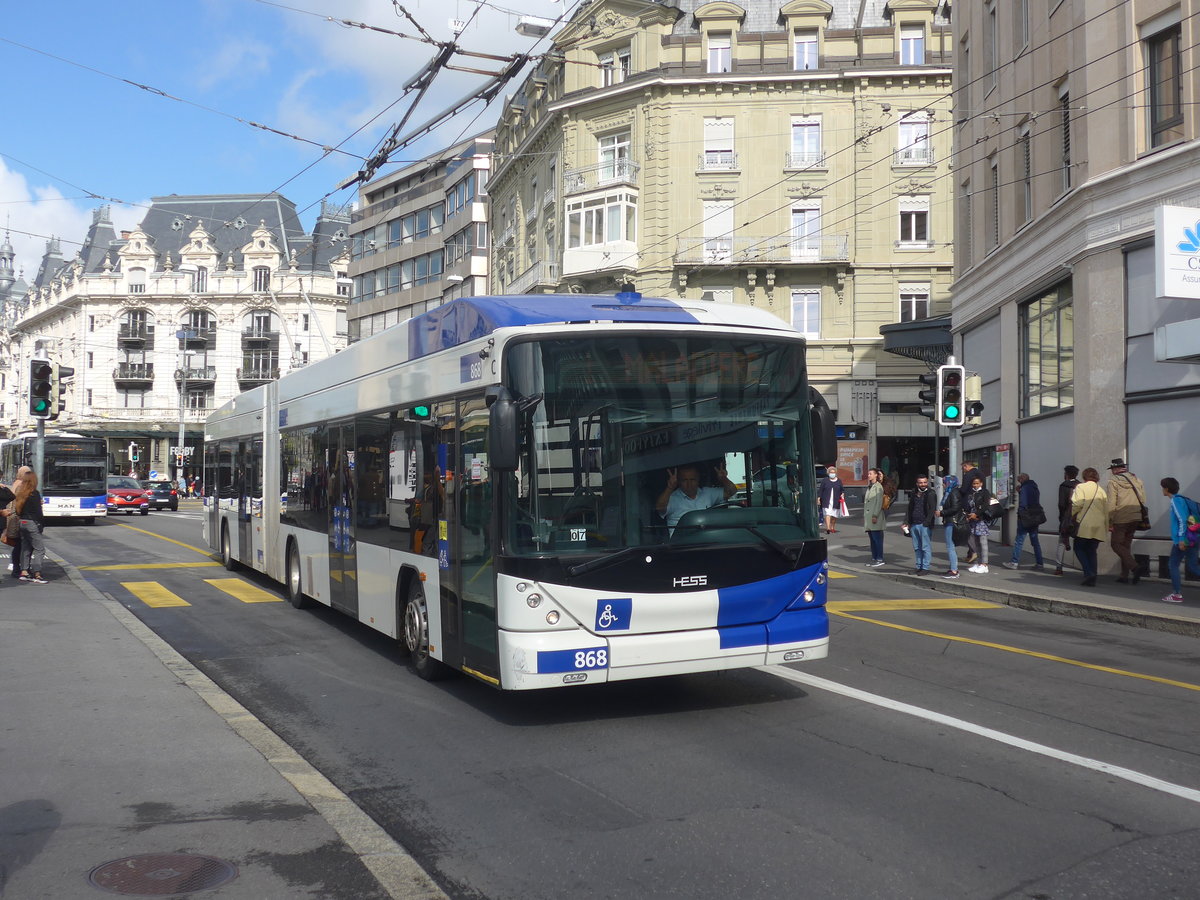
1070,468,1109,587
0,466,29,578
12,470,47,584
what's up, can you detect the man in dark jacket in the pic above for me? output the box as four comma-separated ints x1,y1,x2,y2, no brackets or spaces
1054,465,1080,575
905,474,938,575
1004,473,1045,570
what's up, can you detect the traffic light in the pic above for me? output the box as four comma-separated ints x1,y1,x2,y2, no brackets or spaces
917,372,938,420
52,364,74,419
129,442,139,462
29,359,52,418
410,404,432,421
965,374,984,425
937,364,966,427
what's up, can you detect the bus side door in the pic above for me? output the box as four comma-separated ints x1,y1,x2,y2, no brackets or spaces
455,396,498,680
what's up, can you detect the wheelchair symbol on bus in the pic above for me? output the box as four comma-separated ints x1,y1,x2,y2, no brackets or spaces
595,597,632,631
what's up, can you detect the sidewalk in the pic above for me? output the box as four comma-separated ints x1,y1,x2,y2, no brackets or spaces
829,508,1200,638
0,551,446,900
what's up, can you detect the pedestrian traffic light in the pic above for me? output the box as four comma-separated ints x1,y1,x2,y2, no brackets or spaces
917,372,938,420
410,403,432,421
29,359,53,418
52,363,74,419
937,364,966,427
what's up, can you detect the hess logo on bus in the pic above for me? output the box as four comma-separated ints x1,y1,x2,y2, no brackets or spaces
673,575,708,587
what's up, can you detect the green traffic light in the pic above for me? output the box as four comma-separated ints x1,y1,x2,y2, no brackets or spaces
412,404,431,419
944,404,960,419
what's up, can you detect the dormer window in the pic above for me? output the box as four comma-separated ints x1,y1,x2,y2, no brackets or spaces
900,25,925,65
599,46,631,86
707,33,731,73
795,30,818,69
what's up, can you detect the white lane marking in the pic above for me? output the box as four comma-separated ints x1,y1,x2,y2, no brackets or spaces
764,667,1200,806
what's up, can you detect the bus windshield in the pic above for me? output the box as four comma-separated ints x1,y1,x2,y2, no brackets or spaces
504,334,820,556
45,457,108,494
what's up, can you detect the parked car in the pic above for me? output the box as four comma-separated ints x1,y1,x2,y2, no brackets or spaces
107,476,150,516
140,479,179,511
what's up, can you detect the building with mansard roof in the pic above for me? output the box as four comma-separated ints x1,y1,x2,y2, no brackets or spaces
488,0,957,483
3,196,351,480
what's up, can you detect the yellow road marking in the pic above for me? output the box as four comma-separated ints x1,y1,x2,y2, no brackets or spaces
827,571,856,579
831,609,1200,693
81,562,222,571
829,598,997,611
113,522,212,557
122,582,190,608
204,578,283,604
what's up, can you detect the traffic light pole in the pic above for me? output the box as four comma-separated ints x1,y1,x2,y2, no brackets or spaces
34,418,45,486
946,355,961,480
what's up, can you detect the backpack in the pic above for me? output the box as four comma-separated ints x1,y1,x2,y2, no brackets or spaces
881,479,896,511
1184,496,1200,547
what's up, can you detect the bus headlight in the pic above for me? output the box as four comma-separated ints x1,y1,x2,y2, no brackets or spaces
526,593,543,608
546,610,560,625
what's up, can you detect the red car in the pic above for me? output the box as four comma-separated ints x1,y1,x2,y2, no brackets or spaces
107,476,151,515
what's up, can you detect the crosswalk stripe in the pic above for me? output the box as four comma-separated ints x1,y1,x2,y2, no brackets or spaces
828,598,998,611
122,582,191,608
204,578,284,604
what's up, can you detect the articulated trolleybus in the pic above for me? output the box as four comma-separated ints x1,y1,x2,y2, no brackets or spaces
0,432,108,520
204,293,834,690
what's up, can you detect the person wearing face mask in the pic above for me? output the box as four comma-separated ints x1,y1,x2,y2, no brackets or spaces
817,465,845,535
964,475,995,574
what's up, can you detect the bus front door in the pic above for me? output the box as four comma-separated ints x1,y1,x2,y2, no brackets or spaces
455,397,498,680
329,422,359,617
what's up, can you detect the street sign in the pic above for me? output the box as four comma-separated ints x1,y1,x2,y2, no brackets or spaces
149,470,159,480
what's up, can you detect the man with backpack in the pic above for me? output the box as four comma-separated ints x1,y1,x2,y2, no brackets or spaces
1160,477,1200,603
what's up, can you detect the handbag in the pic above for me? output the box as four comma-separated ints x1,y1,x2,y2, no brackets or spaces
2,502,18,545
1018,503,1047,529
1123,475,1152,531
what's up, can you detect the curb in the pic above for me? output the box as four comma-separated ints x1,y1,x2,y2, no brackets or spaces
832,563,1200,639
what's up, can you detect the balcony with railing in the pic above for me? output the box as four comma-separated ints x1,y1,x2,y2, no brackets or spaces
236,367,280,385
118,324,154,346
503,261,561,295
178,327,216,346
113,363,155,385
697,150,739,171
785,151,827,170
174,366,217,384
563,160,640,195
674,234,849,265
893,145,935,167
91,406,210,424
241,327,279,345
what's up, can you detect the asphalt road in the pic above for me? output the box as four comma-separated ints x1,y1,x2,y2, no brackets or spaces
56,512,1200,900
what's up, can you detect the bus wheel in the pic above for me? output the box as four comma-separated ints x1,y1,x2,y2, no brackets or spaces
221,525,237,571
403,582,449,681
286,542,309,609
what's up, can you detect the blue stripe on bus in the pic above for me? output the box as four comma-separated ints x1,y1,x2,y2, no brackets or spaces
407,294,703,360
717,608,828,650
715,568,820,627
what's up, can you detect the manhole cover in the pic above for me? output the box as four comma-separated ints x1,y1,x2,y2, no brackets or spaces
88,853,238,896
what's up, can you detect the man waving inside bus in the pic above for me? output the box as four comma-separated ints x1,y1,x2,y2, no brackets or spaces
656,462,738,531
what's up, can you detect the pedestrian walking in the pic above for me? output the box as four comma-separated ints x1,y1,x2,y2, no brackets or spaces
1054,465,1080,575
964,475,996,573
1106,458,1148,584
13,469,47,584
904,473,937,575
938,474,961,579
1071,468,1108,587
1004,473,1046,569
818,465,845,535
863,467,886,566
1160,477,1200,603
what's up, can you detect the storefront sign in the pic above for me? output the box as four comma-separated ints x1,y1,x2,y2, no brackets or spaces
1155,205,1200,299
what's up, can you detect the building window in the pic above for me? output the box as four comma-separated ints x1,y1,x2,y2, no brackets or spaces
900,25,925,65
599,46,631,86
1022,281,1074,416
88,315,95,332
566,191,637,248
791,288,820,338
1018,124,1033,225
899,285,930,323
127,267,146,294
704,286,733,303
959,181,973,267
984,1,997,91
789,116,823,168
87,351,94,369
896,114,932,165
707,32,731,73
702,200,735,261
1014,0,1029,51
1147,24,1183,148
701,117,736,169
191,266,208,293
302,313,310,332
898,196,930,246
790,205,822,260
598,131,632,182
794,30,818,69
1058,85,1072,192
253,266,271,292
987,157,1000,251
86,389,92,406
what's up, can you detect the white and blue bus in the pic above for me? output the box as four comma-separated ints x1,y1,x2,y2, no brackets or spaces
0,433,108,520
204,293,834,690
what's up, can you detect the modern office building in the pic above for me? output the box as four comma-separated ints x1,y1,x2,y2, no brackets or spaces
347,130,494,342
3,197,350,478
951,0,1200,563
488,0,957,483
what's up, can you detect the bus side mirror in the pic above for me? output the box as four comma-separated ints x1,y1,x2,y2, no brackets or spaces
486,386,519,471
809,387,836,465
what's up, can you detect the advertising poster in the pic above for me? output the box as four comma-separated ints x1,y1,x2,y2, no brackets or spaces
836,440,869,486
992,443,1013,504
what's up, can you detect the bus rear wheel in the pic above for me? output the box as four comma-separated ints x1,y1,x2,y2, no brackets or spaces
286,541,309,609
403,581,449,681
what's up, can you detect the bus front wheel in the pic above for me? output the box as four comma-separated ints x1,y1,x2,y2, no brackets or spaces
403,581,449,681
286,542,309,609
221,525,236,571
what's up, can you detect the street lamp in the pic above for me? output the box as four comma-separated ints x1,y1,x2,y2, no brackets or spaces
175,330,196,480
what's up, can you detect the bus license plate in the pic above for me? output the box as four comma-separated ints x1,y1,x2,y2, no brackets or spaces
537,647,609,674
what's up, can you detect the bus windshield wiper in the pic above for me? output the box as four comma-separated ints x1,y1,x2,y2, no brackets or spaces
743,526,803,569
566,545,644,577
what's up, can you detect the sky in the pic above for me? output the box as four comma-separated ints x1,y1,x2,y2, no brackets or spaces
1,0,571,278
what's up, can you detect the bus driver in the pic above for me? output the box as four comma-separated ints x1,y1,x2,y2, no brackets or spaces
655,463,738,531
